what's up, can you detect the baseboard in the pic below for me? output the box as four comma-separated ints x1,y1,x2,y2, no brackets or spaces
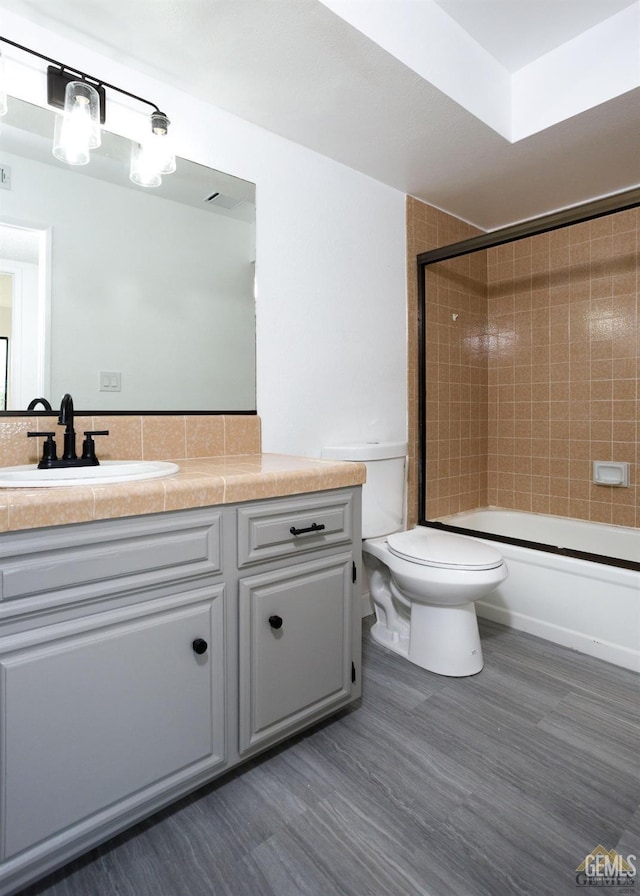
477,601,640,673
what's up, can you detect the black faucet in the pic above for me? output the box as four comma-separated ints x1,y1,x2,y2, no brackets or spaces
27,392,109,469
27,397,53,411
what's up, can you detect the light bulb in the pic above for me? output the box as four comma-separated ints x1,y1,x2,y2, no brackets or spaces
52,80,101,166
129,142,162,187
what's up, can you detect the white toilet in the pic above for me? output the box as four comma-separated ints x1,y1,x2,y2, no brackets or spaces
321,442,508,676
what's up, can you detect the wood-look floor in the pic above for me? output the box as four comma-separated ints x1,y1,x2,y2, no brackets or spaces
20,618,640,896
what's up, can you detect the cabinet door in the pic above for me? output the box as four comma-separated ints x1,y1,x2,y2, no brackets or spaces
0,586,225,863
239,553,353,754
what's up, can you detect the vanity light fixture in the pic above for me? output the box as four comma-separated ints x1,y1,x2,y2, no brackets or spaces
0,35,175,186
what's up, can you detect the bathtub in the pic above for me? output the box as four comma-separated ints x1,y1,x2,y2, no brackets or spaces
432,509,640,673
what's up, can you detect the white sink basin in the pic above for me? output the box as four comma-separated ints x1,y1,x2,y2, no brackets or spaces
0,460,180,488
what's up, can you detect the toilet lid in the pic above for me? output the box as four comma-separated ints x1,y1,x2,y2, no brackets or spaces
387,529,504,570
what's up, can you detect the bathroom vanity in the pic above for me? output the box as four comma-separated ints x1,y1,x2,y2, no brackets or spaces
0,457,363,896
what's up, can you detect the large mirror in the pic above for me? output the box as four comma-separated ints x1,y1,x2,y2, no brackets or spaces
0,97,256,413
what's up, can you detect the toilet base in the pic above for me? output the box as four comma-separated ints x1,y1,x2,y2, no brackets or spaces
371,601,483,677
409,602,483,676
370,618,410,657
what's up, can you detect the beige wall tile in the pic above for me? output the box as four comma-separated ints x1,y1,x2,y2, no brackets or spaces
92,416,143,460
0,419,45,466
224,415,261,455
186,416,226,458
142,416,187,460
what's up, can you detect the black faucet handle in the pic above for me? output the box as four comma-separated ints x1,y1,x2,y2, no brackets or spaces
81,430,110,464
27,431,58,463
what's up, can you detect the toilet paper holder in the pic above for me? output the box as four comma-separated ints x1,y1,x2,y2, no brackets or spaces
592,461,630,487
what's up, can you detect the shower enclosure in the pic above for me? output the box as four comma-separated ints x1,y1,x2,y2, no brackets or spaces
413,188,640,571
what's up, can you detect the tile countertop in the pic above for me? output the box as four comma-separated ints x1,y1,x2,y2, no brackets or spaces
0,454,366,534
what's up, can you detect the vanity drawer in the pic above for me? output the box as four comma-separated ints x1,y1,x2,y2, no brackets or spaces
0,508,222,617
237,491,353,567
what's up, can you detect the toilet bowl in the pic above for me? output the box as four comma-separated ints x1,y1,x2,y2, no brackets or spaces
321,442,509,677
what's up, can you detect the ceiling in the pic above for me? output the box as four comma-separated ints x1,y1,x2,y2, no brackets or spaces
1,0,639,230
432,0,635,71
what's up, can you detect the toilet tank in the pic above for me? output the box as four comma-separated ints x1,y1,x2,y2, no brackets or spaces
321,442,407,538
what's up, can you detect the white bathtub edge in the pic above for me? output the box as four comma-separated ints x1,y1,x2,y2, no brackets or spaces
477,599,640,673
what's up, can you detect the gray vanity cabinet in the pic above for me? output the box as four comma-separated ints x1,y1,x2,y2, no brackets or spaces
0,487,361,896
237,490,360,755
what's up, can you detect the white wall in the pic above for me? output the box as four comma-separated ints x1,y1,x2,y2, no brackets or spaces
3,11,408,457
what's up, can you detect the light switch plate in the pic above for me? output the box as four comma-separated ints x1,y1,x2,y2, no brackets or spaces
100,371,122,392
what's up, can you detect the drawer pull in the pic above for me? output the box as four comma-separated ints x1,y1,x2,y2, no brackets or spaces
192,638,208,655
289,522,326,537
269,615,283,630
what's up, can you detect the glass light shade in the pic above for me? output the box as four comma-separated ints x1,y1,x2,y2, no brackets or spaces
149,111,176,174
129,142,162,187
145,130,177,175
52,80,101,165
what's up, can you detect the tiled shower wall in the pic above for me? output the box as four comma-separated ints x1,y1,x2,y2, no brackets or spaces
487,208,638,527
407,197,639,529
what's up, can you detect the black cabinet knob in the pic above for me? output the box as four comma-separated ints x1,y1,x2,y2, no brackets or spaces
268,615,283,630
192,638,208,655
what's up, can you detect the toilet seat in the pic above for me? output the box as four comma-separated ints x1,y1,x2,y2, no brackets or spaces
386,528,504,571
